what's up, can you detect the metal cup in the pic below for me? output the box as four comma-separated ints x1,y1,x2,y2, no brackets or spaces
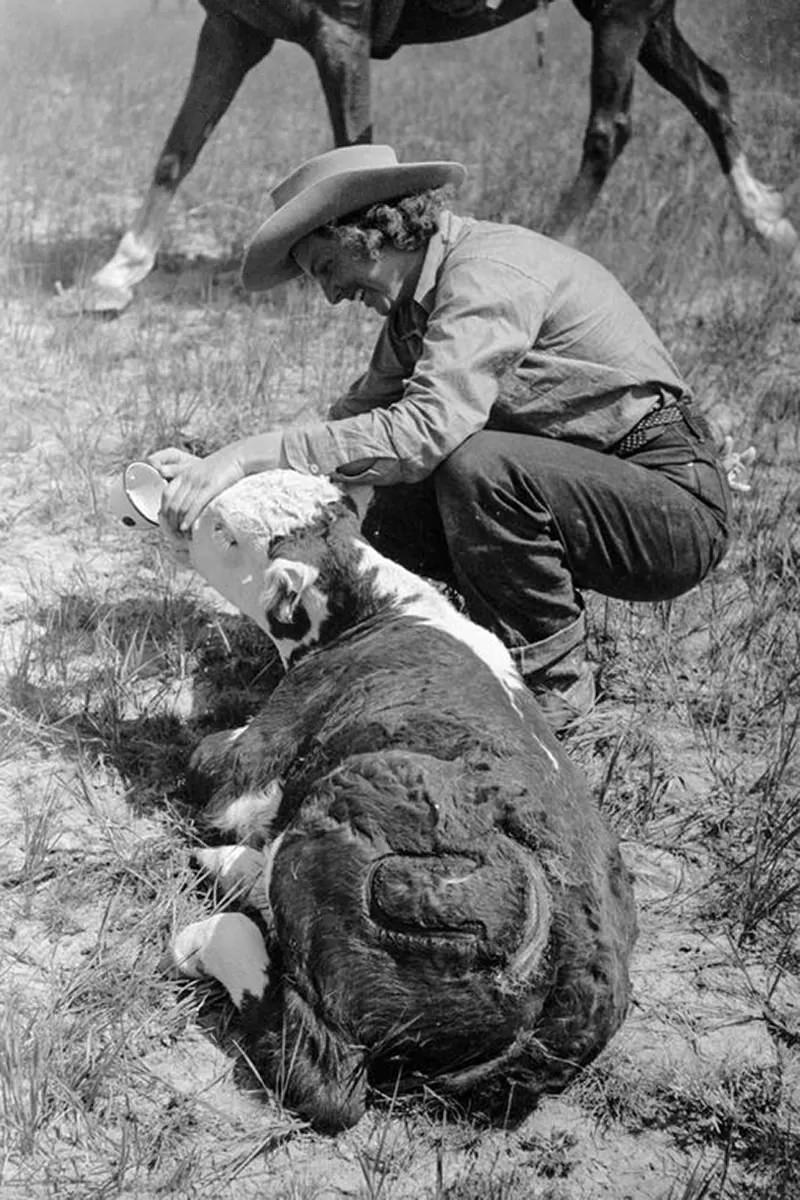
109,462,165,528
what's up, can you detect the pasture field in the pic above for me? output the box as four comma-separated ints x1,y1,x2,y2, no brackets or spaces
1,0,799,1196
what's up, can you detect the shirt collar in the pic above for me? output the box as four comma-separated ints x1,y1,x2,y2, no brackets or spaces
412,210,463,314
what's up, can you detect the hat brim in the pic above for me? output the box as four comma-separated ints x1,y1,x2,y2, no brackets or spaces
240,160,466,292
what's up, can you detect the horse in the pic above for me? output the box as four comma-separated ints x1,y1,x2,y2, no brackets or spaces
81,0,798,312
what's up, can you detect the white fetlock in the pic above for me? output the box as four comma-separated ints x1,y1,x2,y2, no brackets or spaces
213,779,284,841
170,917,219,979
92,230,157,292
54,231,160,313
196,845,268,909
729,156,800,256
168,913,269,1009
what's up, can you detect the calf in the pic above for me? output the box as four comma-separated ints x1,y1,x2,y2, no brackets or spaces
166,471,637,1131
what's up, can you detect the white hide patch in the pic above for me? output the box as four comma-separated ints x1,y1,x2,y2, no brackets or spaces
193,472,341,569
196,845,266,903
261,557,331,666
214,779,284,839
170,913,269,1008
196,839,284,919
355,541,524,706
185,473,343,651
175,471,558,767
352,540,559,771
262,831,286,910
506,860,553,982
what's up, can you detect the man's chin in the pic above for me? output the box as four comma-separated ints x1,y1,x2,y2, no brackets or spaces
365,294,392,316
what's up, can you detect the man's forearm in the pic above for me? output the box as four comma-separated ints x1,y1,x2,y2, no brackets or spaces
233,431,290,474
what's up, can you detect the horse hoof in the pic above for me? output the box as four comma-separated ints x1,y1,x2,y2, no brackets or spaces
52,279,134,316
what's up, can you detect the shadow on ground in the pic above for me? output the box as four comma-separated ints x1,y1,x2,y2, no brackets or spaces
5,590,284,812
7,231,247,310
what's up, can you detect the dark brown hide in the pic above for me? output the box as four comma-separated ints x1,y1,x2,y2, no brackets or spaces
84,0,782,312
191,590,637,1129
162,0,748,227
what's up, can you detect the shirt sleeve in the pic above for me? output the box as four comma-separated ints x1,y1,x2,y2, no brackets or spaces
283,256,550,485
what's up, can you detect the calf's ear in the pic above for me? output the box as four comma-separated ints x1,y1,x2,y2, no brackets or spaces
261,558,318,624
341,484,373,524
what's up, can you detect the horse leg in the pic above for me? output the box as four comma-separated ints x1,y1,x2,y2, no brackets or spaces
549,2,650,242
83,13,274,313
639,5,799,260
311,13,373,146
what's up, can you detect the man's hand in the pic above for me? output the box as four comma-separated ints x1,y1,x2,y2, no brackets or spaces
148,447,199,481
149,431,287,533
720,436,757,494
156,445,247,533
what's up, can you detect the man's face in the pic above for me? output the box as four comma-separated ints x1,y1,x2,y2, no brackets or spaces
292,233,399,317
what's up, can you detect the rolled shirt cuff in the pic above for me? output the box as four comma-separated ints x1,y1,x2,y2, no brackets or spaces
282,422,410,486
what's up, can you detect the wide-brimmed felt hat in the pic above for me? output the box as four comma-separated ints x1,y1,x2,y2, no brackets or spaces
240,144,467,292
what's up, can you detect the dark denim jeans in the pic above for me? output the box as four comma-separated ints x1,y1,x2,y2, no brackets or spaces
362,414,733,653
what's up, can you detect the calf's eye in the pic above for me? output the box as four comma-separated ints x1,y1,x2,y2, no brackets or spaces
212,519,238,549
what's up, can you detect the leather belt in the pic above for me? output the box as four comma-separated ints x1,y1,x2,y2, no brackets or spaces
613,396,692,458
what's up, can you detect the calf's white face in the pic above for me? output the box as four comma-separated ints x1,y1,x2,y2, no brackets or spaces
178,472,362,662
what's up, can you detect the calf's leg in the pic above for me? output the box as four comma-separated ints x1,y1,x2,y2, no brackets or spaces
169,914,366,1129
195,832,285,918
188,725,284,842
170,912,269,1008
250,983,367,1132
196,844,268,909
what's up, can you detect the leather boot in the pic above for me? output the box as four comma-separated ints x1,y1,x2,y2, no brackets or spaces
510,615,595,731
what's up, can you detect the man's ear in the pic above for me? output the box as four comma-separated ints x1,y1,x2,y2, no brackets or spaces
261,558,318,624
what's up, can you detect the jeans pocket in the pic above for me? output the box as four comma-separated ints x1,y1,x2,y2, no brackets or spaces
629,425,733,530
657,459,733,533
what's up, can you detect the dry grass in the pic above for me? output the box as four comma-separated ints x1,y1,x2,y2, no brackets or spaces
1,0,799,1195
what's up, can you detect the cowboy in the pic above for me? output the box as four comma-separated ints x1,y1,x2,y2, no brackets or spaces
151,144,733,729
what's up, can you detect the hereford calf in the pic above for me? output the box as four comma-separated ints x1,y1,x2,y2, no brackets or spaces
166,471,637,1132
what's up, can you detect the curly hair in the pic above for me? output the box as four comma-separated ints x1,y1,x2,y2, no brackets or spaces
319,187,454,260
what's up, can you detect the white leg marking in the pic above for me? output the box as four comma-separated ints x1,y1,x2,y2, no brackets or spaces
196,845,267,909
214,779,284,839
72,183,175,311
728,154,799,255
170,913,268,1009
195,833,285,919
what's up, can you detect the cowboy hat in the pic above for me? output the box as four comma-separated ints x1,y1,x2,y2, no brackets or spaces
240,144,466,292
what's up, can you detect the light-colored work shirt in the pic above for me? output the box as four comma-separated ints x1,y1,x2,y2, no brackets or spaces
281,212,688,486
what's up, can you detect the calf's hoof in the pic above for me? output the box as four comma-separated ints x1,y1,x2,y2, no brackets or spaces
165,912,269,1009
